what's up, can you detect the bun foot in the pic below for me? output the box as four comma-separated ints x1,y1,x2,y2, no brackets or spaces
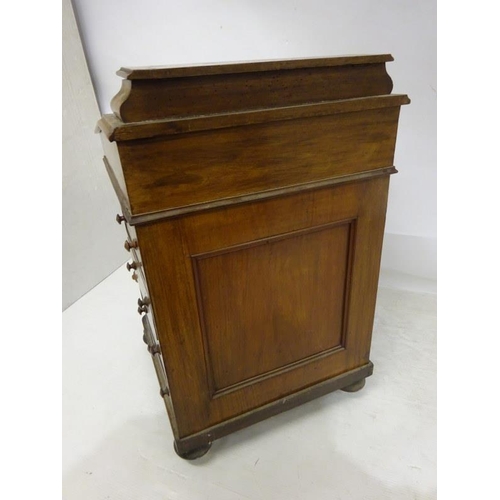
174,440,212,460
341,378,366,393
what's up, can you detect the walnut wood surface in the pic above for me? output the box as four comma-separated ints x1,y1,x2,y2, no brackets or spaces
99,94,409,142
193,221,352,394
174,361,373,455
98,55,409,453
136,177,389,436
112,61,394,122
117,54,394,79
111,55,395,123
116,106,400,215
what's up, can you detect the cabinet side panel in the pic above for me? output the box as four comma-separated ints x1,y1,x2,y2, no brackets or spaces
119,108,399,214
344,175,391,365
135,219,212,436
136,179,390,437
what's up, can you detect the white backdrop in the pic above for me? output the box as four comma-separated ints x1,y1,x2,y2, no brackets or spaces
71,0,436,290
62,0,127,310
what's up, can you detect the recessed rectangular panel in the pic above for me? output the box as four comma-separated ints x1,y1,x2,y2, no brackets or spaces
193,221,353,395
136,179,390,436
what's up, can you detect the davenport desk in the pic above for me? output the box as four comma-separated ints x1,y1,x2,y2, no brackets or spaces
97,54,409,459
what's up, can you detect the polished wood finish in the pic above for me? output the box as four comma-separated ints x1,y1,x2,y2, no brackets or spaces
96,55,409,458
135,177,389,436
174,361,374,456
111,55,394,122
117,54,394,80
99,94,409,142
113,106,401,215
193,221,351,394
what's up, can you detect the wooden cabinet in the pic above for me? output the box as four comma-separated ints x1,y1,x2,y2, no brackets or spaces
97,54,409,459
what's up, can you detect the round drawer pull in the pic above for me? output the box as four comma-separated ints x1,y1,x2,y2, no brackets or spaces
126,261,138,272
138,297,150,307
124,239,139,252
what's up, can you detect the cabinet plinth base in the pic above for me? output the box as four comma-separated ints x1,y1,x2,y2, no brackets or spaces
172,361,373,459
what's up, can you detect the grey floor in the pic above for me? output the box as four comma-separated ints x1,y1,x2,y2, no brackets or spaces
63,267,436,500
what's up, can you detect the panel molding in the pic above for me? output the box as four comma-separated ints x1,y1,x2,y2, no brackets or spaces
211,345,346,399
191,218,357,398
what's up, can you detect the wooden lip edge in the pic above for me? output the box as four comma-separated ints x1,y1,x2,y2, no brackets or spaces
102,156,133,221
117,54,394,80
174,361,374,452
118,166,398,226
97,94,410,142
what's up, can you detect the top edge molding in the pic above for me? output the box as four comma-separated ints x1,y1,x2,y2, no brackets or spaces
117,54,394,80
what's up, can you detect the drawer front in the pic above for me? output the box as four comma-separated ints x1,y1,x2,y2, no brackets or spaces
135,176,390,437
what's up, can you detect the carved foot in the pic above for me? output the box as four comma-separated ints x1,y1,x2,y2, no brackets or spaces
341,378,366,393
174,440,212,460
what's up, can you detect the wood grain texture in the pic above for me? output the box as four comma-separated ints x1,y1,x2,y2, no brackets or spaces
118,106,400,215
136,177,390,437
98,56,409,454
193,220,353,395
174,361,374,455
112,61,394,122
117,54,394,80
105,166,397,225
98,94,410,142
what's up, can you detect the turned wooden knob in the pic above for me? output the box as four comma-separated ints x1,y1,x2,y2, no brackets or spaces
126,261,138,271
124,239,139,252
148,344,161,355
116,214,126,225
137,297,150,307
